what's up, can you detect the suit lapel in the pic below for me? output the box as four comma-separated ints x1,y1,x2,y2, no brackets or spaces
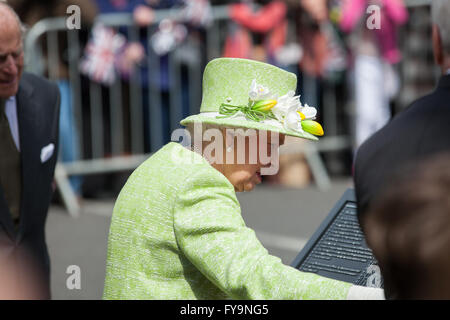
16,78,38,240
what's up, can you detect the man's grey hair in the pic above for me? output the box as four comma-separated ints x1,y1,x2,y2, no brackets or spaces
432,0,450,55
0,0,27,41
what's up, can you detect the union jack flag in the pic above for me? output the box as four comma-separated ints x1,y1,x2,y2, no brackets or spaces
80,23,126,85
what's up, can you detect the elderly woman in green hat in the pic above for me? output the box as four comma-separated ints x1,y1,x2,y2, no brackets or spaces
103,58,383,300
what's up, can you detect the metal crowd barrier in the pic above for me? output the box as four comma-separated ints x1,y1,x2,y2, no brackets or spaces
24,5,358,217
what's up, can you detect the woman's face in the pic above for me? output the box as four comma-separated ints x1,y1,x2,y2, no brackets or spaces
219,130,285,192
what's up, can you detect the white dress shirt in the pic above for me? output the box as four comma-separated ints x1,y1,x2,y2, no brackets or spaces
4,96,20,151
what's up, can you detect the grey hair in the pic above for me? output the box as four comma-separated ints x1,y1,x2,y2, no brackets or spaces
0,0,27,42
432,0,450,55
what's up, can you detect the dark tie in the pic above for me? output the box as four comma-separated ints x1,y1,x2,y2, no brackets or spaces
0,99,22,227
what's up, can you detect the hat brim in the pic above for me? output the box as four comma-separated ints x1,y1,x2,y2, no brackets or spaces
180,114,319,141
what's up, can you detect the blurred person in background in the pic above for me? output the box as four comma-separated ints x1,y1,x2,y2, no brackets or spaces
223,0,287,64
364,153,450,299
93,0,182,153
7,0,97,26
94,0,211,152
0,2,60,299
75,0,210,198
339,0,408,149
296,0,348,80
354,0,450,230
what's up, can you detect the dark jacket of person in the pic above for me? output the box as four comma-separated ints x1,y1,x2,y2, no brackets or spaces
354,74,450,220
0,73,60,299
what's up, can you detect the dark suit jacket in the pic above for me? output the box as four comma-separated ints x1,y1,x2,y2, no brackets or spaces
354,74,450,220
0,73,60,299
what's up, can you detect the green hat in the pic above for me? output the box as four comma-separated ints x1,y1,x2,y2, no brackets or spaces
180,58,324,140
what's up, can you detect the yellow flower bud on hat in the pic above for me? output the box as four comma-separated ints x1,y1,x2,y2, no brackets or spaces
251,99,277,112
301,120,324,136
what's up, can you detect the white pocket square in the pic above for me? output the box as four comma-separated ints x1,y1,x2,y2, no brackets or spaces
40,143,55,163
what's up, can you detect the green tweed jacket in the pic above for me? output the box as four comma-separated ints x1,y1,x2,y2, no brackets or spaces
103,142,353,300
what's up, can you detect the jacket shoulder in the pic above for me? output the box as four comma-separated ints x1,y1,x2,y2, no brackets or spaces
20,73,59,101
21,72,58,90
356,87,449,167
19,73,60,115
354,88,450,215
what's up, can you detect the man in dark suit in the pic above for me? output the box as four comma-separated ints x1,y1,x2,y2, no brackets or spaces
0,3,60,298
354,0,450,227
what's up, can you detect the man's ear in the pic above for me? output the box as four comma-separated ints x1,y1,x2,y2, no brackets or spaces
432,24,444,66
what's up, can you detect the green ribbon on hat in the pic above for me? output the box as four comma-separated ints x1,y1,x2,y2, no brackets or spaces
217,100,278,122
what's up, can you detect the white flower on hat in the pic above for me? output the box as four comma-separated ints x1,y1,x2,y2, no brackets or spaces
218,78,324,136
249,79,272,101
271,90,301,122
284,105,304,133
300,103,317,120
271,94,319,134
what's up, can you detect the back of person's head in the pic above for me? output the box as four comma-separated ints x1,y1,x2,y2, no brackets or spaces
364,153,450,299
0,0,26,34
432,0,450,67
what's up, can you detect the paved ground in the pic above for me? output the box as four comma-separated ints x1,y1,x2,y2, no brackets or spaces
46,178,353,299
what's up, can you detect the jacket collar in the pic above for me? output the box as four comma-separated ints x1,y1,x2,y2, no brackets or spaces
437,74,450,89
